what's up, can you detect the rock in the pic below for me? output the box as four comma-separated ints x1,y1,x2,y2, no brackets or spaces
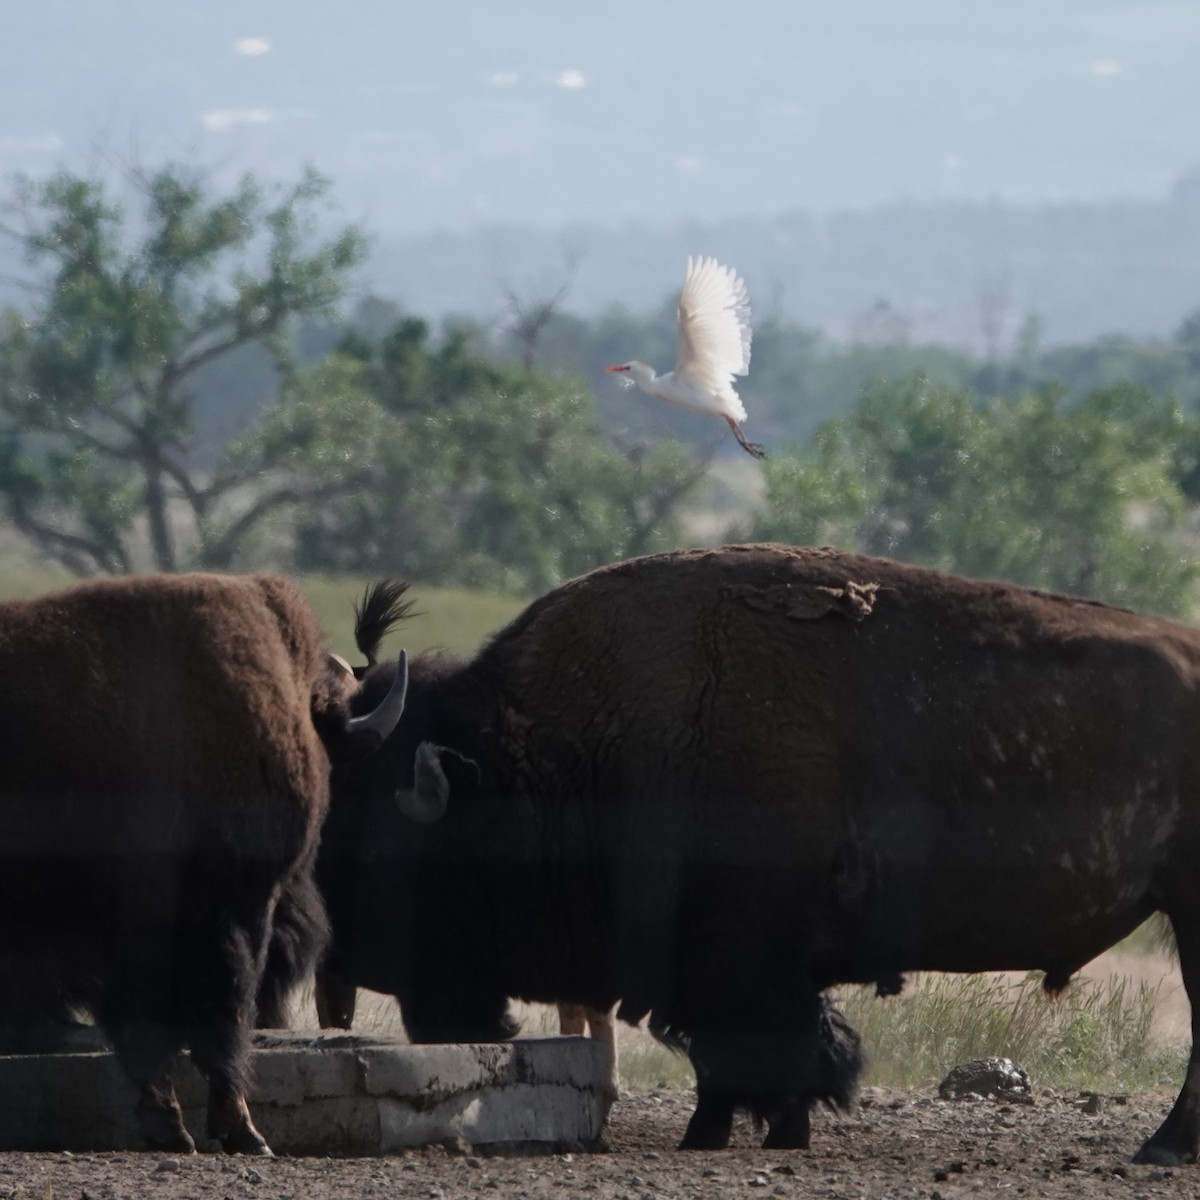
938,1058,1032,1102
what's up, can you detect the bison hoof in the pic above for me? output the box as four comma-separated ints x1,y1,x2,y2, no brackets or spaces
142,1128,196,1155
135,1102,196,1156
678,1119,733,1151
219,1126,274,1157
1131,1142,1188,1168
762,1125,811,1150
230,1135,274,1157
678,1132,730,1151
761,1099,811,1151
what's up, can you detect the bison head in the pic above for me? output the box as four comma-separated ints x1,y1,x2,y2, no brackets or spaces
319,650,410,762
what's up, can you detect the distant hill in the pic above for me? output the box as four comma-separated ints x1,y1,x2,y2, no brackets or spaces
368,193,1200,351
3,193,1198,352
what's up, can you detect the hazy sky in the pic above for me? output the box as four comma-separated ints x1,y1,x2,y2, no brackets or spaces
4,1,1200,234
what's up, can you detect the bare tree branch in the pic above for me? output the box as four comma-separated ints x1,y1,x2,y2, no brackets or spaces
198,471,372,568
625,448,713,555
71,427,140,461
5,506,128,576
493,243,583,369
99,406,209,517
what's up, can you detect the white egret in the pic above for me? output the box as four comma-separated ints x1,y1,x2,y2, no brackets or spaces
606,256,764,459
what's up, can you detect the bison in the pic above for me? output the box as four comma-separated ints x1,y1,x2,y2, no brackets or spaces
320,540,1200,1162
0,572,406,1155
316,558,872,1149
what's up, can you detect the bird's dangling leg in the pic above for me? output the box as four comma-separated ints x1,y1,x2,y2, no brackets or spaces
726,417,766,460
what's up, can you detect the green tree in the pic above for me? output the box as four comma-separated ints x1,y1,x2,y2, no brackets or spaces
0,164,366,573
276,318,704,593
751,378,1200,616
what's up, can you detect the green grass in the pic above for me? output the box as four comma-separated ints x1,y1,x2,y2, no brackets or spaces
295,575,524,660
0,567,525,661
0,565,76,601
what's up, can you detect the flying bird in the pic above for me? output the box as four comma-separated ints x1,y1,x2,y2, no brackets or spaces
606,256,764,459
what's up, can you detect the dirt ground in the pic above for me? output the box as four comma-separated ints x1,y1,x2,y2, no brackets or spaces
3,1085,1199,1200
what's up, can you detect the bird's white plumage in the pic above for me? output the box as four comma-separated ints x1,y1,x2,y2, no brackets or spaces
606,256,764,457
639,256,752,420
675,255,752,391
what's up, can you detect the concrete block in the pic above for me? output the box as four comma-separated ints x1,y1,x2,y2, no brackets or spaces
0,1031,609,1155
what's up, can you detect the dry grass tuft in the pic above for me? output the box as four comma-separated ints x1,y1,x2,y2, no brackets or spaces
839,953,1187,1093
285,945,1188,1097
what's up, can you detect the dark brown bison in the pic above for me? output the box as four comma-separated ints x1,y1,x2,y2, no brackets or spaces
320,541,1200,1162
311,584,627,1104
316,557,870,1151
0,572,406,1155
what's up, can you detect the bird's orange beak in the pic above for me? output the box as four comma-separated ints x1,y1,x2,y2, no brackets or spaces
605,364,630,372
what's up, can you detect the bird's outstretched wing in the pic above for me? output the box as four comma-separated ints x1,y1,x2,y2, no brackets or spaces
674,256,752,393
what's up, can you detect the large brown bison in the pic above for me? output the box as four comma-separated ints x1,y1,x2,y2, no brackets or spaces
0,572,406,1156
319,543,1200,1163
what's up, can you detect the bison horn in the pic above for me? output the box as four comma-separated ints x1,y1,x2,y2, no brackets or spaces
327,652,355,679
396,740,450,824
344,649,409,746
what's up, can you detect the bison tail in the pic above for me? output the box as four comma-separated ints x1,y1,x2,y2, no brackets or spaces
811,994,866,1112
256,874,331,1030
354,580,416,666
643,1013,690,1056
744,994,866,1134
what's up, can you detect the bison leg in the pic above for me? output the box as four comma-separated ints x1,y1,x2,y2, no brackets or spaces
683,1037,812,1152
761,1097,810,1150
761,995,863,1147
558,1002,586,1037
180,921,273,1157
134,1079,195,1154
680,986,861,1151
680,1079,737,1150
314,957,359,1029
113,1041,195,1153
1133,919,1200,1165
99,939,196,1153
586,1005,620,1106
205,1083,271,1157
558,1003,620,1108
400,970,520,1043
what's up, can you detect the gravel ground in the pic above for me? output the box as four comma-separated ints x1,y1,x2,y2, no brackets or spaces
3,1086,1198,1200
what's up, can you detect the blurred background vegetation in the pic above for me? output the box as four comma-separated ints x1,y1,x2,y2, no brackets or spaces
3,162,1200,620
2,162,1196,1091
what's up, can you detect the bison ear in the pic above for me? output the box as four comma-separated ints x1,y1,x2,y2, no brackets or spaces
396,740,450,824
